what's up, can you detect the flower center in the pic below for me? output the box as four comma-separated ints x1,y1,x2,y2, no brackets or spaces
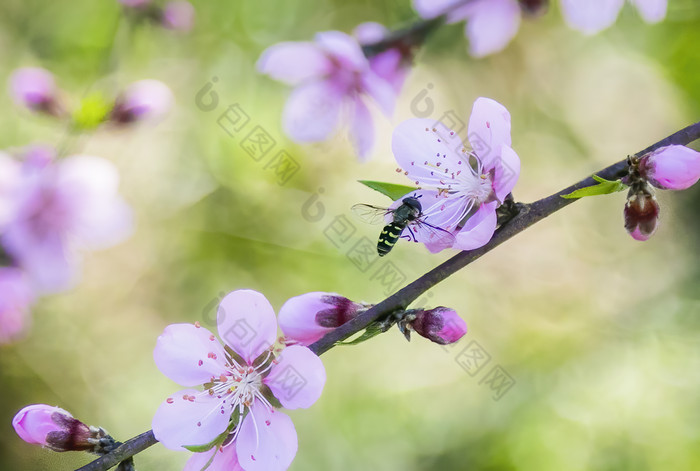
205,350,276,440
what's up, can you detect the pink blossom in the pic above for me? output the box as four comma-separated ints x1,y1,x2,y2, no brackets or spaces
12,404,94,452
162,1,195,32
257,31,396,160
409,307,467,345
110,79,174,125
353,22,410,94
391,97,520,252
0,268,33,344
560,0,667,35
278,292,364,346
1,152,133,293
413,0,522,57
152,290,326,471
8,67,63,116
639,145,700,191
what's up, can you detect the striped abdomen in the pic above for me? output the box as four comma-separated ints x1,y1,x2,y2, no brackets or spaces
377,222,407,257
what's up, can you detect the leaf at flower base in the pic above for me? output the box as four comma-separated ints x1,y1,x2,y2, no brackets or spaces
183,429,228,453
72,93,112,130
561,175,628,199
358,180,419,201
336,324,384,346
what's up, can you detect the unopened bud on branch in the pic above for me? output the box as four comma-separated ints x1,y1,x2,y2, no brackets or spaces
409,307,467,345
278,292,366,345
12,404,105,453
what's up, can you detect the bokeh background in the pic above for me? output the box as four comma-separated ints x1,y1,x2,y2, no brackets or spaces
2,0,700,469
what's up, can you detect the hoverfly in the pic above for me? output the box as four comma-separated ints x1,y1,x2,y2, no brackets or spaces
352,194,454,256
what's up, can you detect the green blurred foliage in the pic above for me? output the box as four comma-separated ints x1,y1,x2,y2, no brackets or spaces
1,0,700,470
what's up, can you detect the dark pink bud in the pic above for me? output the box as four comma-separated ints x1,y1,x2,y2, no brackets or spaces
110,79,173,124
410,307,467,345
12,404,95,452
161,1,195,32
639,145,700,190
8,67,63,117
624,188,659,241
278,292,364,346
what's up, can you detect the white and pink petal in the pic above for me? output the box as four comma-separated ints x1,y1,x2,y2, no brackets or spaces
236,403,297,471
217,290,278,364
453,201,498,251
464,0,521,58
264,345,326,410
560,0,624,35
184,445,243,471
467,97,512,171
152,389,230,451
392,118,467,188
257,42,332,86
153,323,228,387
630,0,667,23
348,98,375,161
492,144,521,202
282,80,342,143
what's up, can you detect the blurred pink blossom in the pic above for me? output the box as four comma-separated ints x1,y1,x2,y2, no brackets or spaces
257,31,396,160
413,0,522,57
110,79,174,124
639,145,700,191
391,97,520,253
8,67,63,116
162,1,195,32
152,290,326,471
1,152,133,293
560,0,667,34
353,22,410,94
0,268,33,344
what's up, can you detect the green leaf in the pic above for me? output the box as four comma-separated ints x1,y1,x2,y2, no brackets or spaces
336,324,384,346
358,180,419,201
183,428,229,453
183,442,218,453
561,175,628,199
72,93,112,130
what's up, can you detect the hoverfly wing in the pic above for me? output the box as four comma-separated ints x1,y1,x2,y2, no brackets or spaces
351,203,393,225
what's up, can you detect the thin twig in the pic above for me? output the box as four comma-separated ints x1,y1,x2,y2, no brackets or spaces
75,120,700,471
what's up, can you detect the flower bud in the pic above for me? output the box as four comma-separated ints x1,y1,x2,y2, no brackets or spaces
12,404,97,452
8,67,63,117
278,292,365,346
109,79,174,124
410,307,467,345
161,1,195,32
639,145,700,190
624,187,659,241
0,268,33,344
